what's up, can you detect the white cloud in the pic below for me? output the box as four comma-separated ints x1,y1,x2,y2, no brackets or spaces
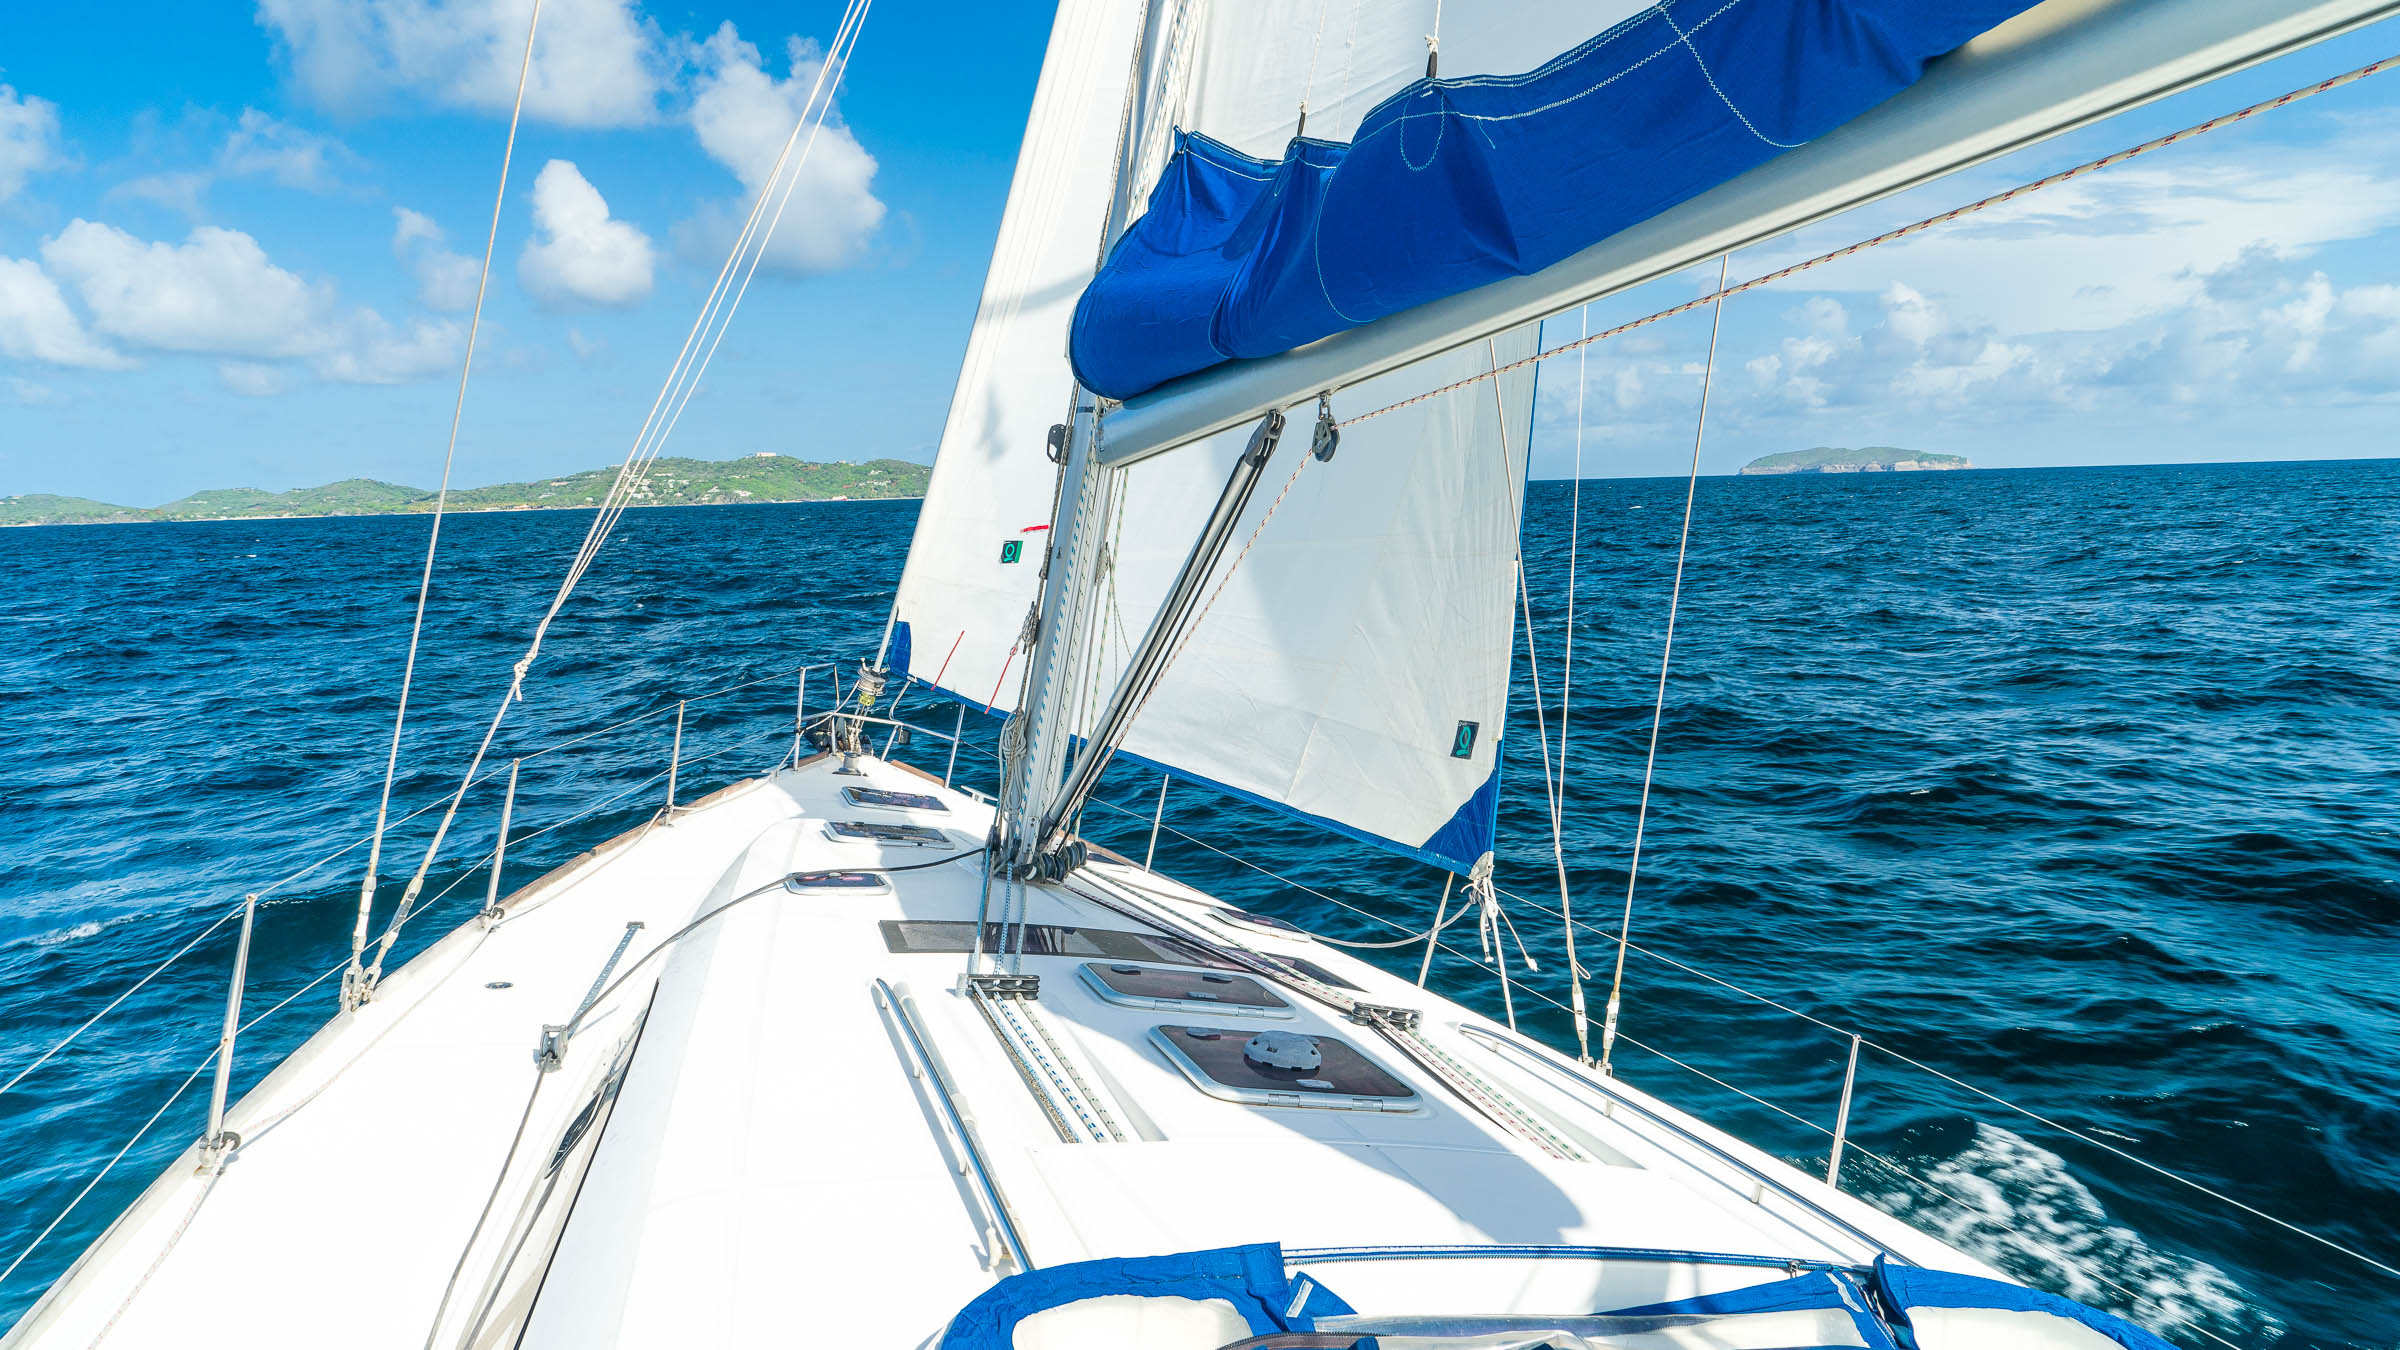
310,311,464,383
683,24,884,274
256,0,661,128
219,109,348,190
0,85,64,203
1756,122,2400,340
42,220,334,357
34,219,463,388
0,257,131,370
392,207,481,311
218,361,293,396
116,172,212,217
114,110,354,218
518,159,654,308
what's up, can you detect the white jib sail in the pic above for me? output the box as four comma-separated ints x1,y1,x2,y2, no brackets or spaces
883,0,1146,711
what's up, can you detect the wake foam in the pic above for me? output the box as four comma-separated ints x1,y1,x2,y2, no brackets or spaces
29,920,105,948
1851,1121,2279,1344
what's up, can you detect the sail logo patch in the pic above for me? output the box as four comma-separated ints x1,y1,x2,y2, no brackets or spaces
998,539,1023,564
1450,721,1478,759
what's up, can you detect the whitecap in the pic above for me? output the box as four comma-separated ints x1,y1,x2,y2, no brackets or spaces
1851,1122,2278,1343
31,920,104,947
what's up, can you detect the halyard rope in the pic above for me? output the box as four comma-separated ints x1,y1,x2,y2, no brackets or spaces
348,0,544,1006
1334,52,2400,430
1598,251,1727,1078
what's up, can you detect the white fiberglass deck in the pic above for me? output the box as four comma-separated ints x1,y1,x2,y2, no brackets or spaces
6,753,2000,1349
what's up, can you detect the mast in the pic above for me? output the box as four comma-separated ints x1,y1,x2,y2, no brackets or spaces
994,0,1180,877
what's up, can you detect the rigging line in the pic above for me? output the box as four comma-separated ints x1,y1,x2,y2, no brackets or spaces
607,2,871,546
1860,1042,2400,1282
1081,753,2400,1290
544,0,871,625
19,659,819,1068
1418,872,1454,984
1335,50,2400,430
1311,889,1478,950
0,1051,215,1290
1546,304,1591,1027
360,0,875,988
0,902,245,1101
1484,332,1578,1038
1599,251,1727,1078
548,0,868,608
1502,882,2400,1286
1065,441,1316,807
1299,0,1334,130
1834,1150,2247,1350
348,0,544,1002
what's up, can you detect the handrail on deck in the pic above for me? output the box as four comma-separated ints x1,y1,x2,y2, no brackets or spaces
871,978,1033,1275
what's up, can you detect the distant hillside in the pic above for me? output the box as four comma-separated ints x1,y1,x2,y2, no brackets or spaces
0,455,930,527
1739,446,1971,476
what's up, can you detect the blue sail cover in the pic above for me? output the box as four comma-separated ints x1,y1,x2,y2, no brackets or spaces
1070,0,2043,400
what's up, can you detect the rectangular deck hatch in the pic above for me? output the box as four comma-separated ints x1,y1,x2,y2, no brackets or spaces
1078,963,1292,1018
880,920,1214,966
1149,1025,1419,1113
840,787,948,813
824,819,953,847
783,870,892,894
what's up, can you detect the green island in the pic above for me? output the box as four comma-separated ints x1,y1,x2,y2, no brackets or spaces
1738,446,1973,475
0,454,930,528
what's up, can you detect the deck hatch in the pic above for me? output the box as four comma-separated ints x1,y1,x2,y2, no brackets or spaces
1076,963,1293,1018
1149,1025,1419,1112
784,870,892,894
840,786,948,813
824,819,952,847
880,920,1216,965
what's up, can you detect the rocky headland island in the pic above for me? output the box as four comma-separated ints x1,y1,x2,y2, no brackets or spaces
1739,446,1972,475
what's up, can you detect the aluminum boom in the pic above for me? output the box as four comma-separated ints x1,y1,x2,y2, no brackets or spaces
1093,0,2400,467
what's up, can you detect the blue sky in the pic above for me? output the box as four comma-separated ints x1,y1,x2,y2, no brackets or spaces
2,4,2398,502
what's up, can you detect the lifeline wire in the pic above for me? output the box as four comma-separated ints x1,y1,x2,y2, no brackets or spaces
1598,252,1728,1078
1056,745,2400,1285
1335,52,2400,430
347,0,544,1005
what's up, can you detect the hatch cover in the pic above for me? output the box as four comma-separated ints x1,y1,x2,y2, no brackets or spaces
1149,1025,1418,1112
1077,963,1292,1018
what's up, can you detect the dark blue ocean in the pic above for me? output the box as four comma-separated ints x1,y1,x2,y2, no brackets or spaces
2,461,2395,1344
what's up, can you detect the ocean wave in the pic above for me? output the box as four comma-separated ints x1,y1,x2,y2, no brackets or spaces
1853,1121,2279,1344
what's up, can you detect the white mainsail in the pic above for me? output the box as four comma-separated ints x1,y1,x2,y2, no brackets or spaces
882,0,1146,713
892,1,1571,870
